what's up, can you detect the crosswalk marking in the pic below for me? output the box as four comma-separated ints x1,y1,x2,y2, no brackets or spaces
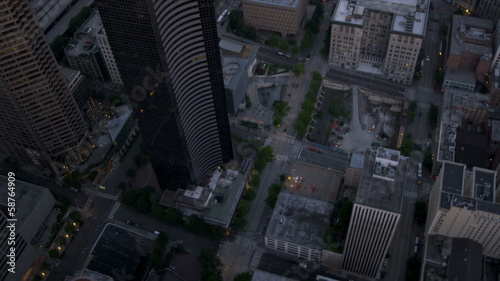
235,236,257,248
250,249,263,269
406,172,417,180
275,134,295,144
108,202,121,219
83,196,94,214
274,154,289,161
235,265,248,274
404,190,418,199
96,192,119,201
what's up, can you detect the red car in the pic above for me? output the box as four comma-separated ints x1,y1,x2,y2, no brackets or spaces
295,84,299,88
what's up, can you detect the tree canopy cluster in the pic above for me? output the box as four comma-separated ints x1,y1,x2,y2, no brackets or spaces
265,183,285,208
255,145,274,171
122,186,156,213
227,10,257,40
293,71,323,136
151,232,169,269
273,101,291,126
301,3,324,51
199,249,223,281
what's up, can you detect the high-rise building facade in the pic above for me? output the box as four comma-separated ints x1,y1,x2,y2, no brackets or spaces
96,0,233,188
342,148,406,278
0,0,88,175
427,162,500,258
329,0,427,84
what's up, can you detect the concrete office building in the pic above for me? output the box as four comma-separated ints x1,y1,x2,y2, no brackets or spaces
442,68,476,92
427,162,500,258
265,192,333,261
344,153,365,188
329,0,427,84
95,26,123,86
446,15,493,85
342,147,406,278
65,11,109,81
60,67,92,111
0,176,56,281
96,0,233,189
0,0,88,176
491,19,500,72
242,0,307,36
453,0,500,22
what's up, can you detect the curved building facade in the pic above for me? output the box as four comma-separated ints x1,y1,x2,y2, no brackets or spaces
96,0,232,188
0,0,88,175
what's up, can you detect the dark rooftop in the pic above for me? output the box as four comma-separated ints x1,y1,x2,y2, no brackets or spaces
448,238,482,281
474,168,495,202
454,128,489,169
87,224,152,280
441,162,465,195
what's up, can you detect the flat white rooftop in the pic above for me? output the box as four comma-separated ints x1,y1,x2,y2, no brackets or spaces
245,0,300,8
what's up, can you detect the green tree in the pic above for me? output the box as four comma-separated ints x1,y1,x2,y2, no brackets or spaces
228,10,244,32
291,45,300,55
233,217,247,231
321,25,332,57
49,249,60,259
400,135,414,157
237,200,251,216
58,237,67,246
241,25,257,40
68,211,82,222
126,169,136,178
429,2,434,9
245,95,252,108
406,257,422,281
249,174,261,187
434,68,444,84
63,170,81,189
408,101,418,121
279,39,290,52
439,23,448,36
243,188,257,201
33,275,43,281
93,91,106,101
423,148,433,170
280,174,286,182
266,36,279,47
118,182,127,190
50,35,69,61
292,62,305,76
65,223,76,234
255,146,274,171
414,201,427,225
300,32,314,51
428,104,439,123
42,262,51,270
151,203,166,219
338,199,354,228
265,184,284,208
137,195,152,213
234,272,252,281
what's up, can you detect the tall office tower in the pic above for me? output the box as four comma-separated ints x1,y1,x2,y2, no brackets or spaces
427,162,500,258
0,0,88,176
96,0,233,188
474,0,500,22
329,0,427,84
342,147,407,278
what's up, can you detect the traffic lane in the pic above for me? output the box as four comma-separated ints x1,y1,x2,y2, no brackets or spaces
298,148,348,172
326,69,405,98
113,204,219,251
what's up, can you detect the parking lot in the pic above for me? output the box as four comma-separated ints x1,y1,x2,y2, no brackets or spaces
284,161,342,203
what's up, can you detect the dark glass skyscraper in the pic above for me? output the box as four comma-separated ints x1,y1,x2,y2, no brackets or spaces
96,0,233,188
0,0,88,176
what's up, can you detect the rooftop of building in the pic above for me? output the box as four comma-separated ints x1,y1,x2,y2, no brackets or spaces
203,170,246,228
355,148,408,213
0,175,55,237
437,89,491,163
265,192,333,250
373,147,400,181
244,0,300,8
349,153,365,169
68,269,113,281
444,68,476,85
441,162,466,195
60,67,81,85
65,11,102,57
423,235,482,281
106,105,133,142
449,15,494,57
472,167,496,202
449,238,483,281
454,128,489,168
221,44,258,90
332,0,428,35
87,224,153,280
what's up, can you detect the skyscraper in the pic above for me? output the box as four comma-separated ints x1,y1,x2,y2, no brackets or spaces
96,0,233,188
0,0,88,175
